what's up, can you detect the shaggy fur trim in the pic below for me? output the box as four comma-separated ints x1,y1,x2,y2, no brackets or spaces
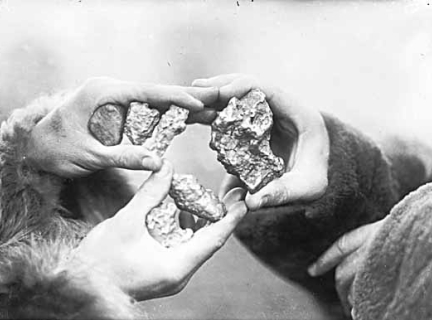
0,238,139,319
0,93,68,244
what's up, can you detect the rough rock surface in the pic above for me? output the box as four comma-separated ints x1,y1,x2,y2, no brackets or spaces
210,89,285,193
170,174,227,222
142,106,189,157
89,102,226,247
146,202,193,248
88,104,126,146
123,104,225,245
124,102,160,145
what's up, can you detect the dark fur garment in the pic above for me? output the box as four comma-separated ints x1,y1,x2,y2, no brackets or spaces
0,95,138,319
234,113,432,305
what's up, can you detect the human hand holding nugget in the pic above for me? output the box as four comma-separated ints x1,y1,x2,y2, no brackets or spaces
25,77,218,178
73,160,247,301
192,74,329,210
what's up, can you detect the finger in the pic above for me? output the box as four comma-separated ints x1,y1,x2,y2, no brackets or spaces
186,108,218,125
268,93,330,203
219,174,244,199
117,160,173,221
217,77,261,105
173,200,247,275
192,74,246,111
308,224,374,277
96,82,206,112
185,187,246,233
335,250,364,316
192,74,242,88
222,187,247,209
94,144,163,171
139,85,205,112
245,169,327,210
182,86,219,106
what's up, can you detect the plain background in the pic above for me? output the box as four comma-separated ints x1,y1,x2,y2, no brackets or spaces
0,0,431,319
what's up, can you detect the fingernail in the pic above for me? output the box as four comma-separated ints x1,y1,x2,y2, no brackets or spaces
259,195,270,207
191,98,204,109
192,79,204,87
157,159,172,176
307,264,317,277
246,195,265,211
142,152,162,170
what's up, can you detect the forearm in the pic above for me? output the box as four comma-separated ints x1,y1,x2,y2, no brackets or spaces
313,114,432,237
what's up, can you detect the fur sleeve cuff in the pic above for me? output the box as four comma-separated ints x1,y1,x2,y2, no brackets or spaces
0,94,67,243
0,240,138,319
351,183,432,320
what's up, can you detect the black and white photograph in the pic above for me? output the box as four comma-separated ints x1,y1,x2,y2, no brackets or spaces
0,0,431,319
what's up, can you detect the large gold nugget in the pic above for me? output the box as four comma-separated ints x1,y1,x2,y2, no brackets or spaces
210,89,285,193
124,102,160,145
170,174,227,222
146,202,193,248
88,104,126,146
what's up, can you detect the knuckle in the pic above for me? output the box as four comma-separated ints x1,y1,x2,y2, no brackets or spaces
212,235,227,251
112,150,130,167
336,236,348,255
83,150,102,167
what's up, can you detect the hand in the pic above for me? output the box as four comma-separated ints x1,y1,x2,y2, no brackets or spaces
72,160,247,301
192,74,329,210
26,77,219,178
307,219,385,315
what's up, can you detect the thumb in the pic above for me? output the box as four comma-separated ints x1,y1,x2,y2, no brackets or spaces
95,144,163,171
245,171,326,210
115,160,174,224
